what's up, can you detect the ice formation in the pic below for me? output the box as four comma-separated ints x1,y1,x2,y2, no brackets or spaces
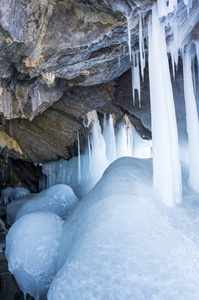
6,211,63,299
6,184,79,225
5,1,199,299
183,45,199,192
48,158,199,300
1,187,30,205
42,113,152,196
148,5,182,207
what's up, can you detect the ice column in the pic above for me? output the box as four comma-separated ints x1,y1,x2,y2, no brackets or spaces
183,46,199,192
77,130,81,183
148,5,182,207
103,114,117,163
87,111,109,181
139,13,145,81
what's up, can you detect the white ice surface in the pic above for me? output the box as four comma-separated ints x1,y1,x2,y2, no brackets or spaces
47,157,199,300
6,211,63,299
6,184,79,225
1,187,30,205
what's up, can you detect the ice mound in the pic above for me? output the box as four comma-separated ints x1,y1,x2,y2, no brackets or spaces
6,194,35,226
1,187,30,205
6,211,63,299
47,157,199,300
7,184,79,225
1,187,15,205
14,187,30,199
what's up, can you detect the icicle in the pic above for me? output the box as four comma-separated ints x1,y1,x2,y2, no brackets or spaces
139,13,145,81
168,11,179,80
168,0,177,13
148,5,182,207
77,130,81,184
127,14,132,61
183,47,199,192
103,114,117,163
88,134,92,178
87,111,109,181
157,0,169,18
118,54,121,67
192,56,197,95
132,53,141,108
184,0,193,15
123,46,126,57
116,117,133,158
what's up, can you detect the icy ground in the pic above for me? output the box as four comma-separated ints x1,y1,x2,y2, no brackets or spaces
5,157,199,300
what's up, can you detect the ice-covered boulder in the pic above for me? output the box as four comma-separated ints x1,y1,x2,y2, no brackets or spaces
6,211,63,299
47,157,199,300
15,184,79,222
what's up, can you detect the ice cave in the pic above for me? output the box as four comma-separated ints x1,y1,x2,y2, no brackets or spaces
1,0,199,299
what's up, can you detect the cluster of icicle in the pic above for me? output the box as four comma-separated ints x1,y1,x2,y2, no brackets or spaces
42,112,152,190
125,0,199,207
43,0,199,207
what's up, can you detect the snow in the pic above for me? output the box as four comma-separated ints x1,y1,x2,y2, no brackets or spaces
6,211,63,299
6,184,79,225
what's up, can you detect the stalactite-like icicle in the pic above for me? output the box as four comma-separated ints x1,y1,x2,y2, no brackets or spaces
148,5,182,207
139,13,145,81
183,46,199,192
168,11,179,80
157,0,177,17
103,114,117,163
127,14,132,61
87,134,92,178
77,130,81,184
132,53,141,108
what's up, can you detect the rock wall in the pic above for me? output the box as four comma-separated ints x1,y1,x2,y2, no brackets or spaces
0,0,198,165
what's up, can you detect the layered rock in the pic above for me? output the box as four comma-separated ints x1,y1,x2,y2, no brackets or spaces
0,0,198,165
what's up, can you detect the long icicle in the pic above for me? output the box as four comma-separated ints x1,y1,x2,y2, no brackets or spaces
148,5,182,207
183,46,199,192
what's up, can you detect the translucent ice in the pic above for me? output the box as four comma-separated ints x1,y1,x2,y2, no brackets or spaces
14,187,30,199
1,187,30,205
42,113,152,194
183,46,199,192
148,5,182,206
6,211,63,299
1,187,15,205
7,184,79,225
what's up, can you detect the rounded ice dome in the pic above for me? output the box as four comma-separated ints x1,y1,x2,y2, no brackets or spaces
6,211,63,299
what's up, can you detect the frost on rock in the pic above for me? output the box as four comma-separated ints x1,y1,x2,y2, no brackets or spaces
47,157,199,300
6,211,63,300
6,184,79,225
